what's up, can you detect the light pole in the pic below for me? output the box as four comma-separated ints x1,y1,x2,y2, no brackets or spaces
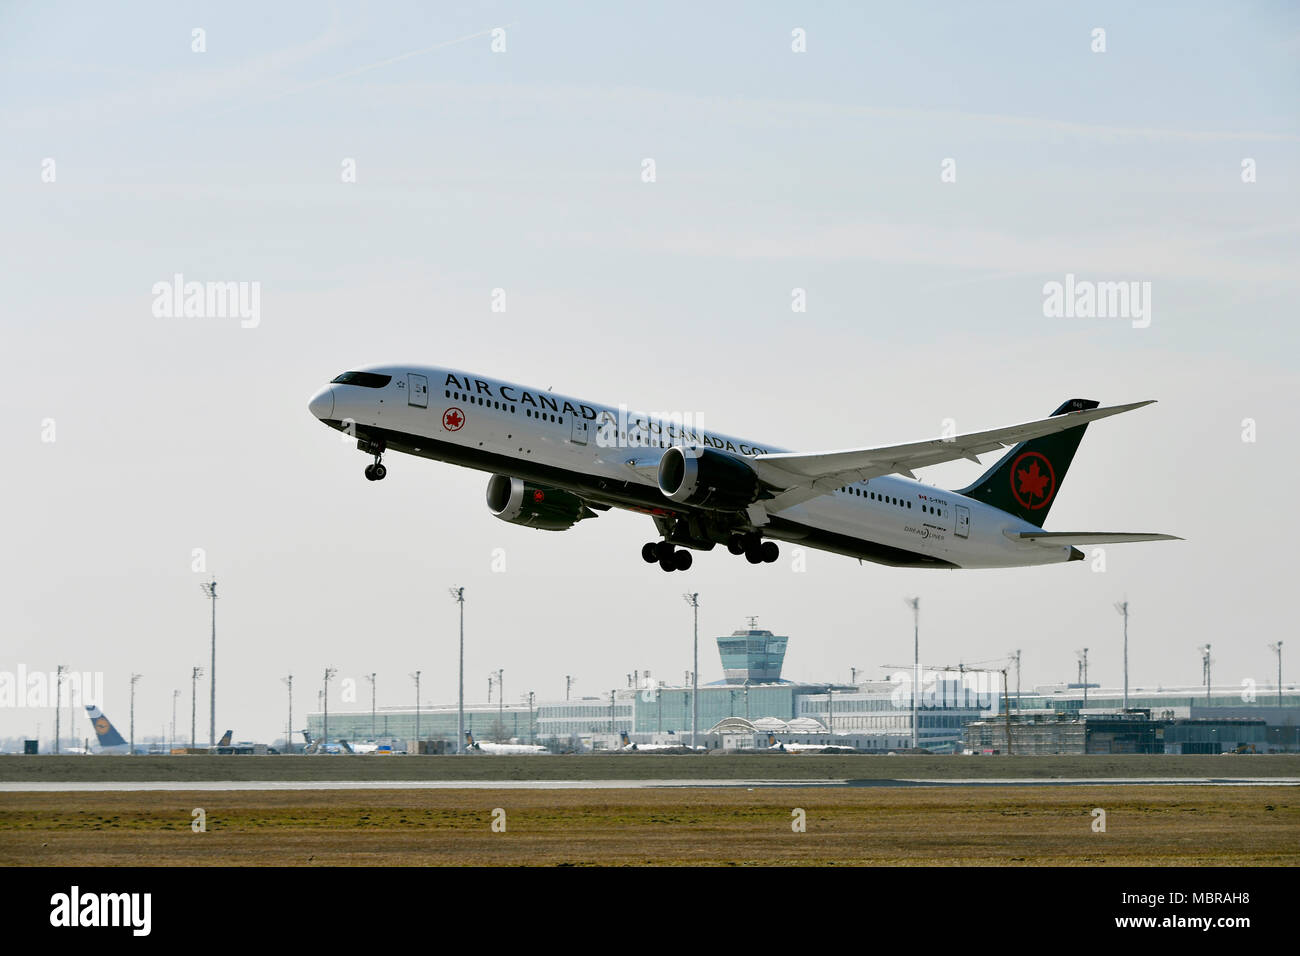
496,668,504,738
411,671,421,740
905,597,920,750
1076,648,1089,707
190,666,203,748
281,675,293,753
129,674,141,754
54,664,66,755
449,587,465,754
323,667,336,749
1009,649,1022,711
1199,644,1212,704
683,593,699,748
199,579,218,747
171,689,180,751
1114,600,1130,711
526,690,536,744
365,673,376,738
1270,642,1283,706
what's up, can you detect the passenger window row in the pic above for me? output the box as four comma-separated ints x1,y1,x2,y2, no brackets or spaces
839,485,912,509
445,390,563,424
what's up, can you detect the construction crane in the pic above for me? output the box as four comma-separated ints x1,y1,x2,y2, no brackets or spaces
881,660,1015,755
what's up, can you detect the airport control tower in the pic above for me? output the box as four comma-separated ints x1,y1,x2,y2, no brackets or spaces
716,618,789,684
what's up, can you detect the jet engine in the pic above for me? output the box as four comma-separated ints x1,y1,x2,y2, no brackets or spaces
657,446,763,511
485,475,595,531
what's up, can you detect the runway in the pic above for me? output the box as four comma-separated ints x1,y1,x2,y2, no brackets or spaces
3,776,1298,792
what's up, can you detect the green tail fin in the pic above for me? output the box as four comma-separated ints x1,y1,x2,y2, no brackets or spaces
954,399,1099,525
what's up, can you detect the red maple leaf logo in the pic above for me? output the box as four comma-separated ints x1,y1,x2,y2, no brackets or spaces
533,490,545,503
443,409,464,431
1017,460,1050,500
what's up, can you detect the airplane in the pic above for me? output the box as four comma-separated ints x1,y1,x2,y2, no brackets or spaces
618,730,701,752
464,731,547,755
300,730,347,755
765,733,856,754
307,366,1179,572
84,705,130,754
339,739,402,755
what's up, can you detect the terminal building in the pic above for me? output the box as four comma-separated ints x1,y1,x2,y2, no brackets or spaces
308,622,993,753
307,625,1298,755
964,711,1272,755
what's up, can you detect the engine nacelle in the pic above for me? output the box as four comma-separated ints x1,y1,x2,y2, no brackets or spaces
486,475,594,531
657,446,762,511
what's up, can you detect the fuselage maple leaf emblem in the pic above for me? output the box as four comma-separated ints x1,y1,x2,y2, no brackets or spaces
443,408,465,431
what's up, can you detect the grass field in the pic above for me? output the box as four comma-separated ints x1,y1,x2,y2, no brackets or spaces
1,786,1296,866
4,753,1299,783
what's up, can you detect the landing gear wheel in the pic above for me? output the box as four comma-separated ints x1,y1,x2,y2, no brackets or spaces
364,464,376,481
673,549,693,571
659,556,676,573
727,536,746,556
641,542,659,564
655,541,676,563
761,541,779,563
372,463,387,481
745,545,764,564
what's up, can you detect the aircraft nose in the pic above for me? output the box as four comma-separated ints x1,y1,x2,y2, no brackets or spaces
308,385,335,420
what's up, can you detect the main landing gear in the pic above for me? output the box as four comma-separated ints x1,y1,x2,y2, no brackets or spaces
727,532,778,565
641,540,693,573
363,455,387,481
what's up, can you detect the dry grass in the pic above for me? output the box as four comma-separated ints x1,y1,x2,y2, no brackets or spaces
1,786,1296,866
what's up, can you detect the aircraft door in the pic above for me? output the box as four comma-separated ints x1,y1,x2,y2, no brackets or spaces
571,417,589,445
955,505,970,538
408,373,428,408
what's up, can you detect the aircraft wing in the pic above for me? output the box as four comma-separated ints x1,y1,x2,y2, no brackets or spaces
1005,531,1183,546
749,401,1154,515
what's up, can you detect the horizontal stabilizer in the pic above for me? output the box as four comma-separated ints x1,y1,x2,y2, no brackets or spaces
1005,531,1182,546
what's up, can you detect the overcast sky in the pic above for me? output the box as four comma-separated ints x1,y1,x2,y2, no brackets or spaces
2,2,1297,745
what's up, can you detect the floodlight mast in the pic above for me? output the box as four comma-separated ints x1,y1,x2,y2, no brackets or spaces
905,597,920,750
323,667,337,749
281,675,293,753
1270,642,1283,706
1199,644,1212,704
199,579,218,747
410,671,421,739
683,593,699,749
54,665,66,754
365,673,376,737
449,587,465,754
190,666,204,748
1114,600,1130,711
129,673,142,753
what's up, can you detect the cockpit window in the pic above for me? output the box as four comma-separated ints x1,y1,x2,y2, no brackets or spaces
331,371,392,388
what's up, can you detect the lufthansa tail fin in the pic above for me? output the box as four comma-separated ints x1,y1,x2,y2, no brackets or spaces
217,730,233,748
85,705,127,749
954,398,1099,525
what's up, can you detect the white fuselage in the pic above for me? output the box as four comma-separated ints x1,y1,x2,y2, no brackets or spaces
308,365,1074,570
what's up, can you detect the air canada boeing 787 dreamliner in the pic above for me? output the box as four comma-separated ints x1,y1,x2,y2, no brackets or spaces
308,366,1178,572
